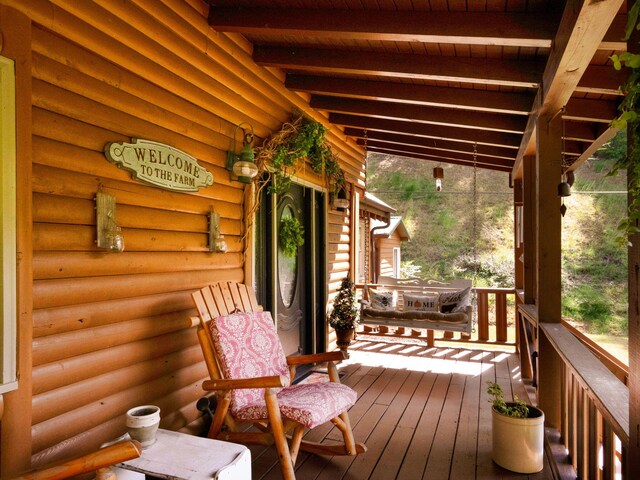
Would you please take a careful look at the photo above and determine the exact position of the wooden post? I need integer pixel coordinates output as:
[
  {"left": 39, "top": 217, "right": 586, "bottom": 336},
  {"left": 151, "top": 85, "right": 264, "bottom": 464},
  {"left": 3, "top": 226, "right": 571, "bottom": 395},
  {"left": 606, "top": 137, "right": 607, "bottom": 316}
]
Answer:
[
  {"left": 522, "top": 155, "right": 537, "bottom": 305},
  {"left": 0, "top": 6, "right": 33, "bottom": 477},
  {"left": 514, "top": 179, "right": 524, "bottom": 293},
  {"left": 536, "top": 112, "right": 563, "bottom": 429}
]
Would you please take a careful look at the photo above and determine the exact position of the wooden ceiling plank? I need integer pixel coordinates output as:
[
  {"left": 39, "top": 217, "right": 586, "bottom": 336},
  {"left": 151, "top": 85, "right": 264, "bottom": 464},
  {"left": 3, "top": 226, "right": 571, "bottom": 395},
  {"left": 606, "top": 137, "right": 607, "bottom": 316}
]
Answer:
[
  {"left": 330, "top": 113, "right": 522, "bottom": 148},
  {"left": 511, "top": 0, "right": 624, "bottom": 178},
  {"left": 311, "top": 95, "right": 527, "bottom": 133},
  {"left": 367, "top": 145, "right": 513, "bottom": 172},
  {"left": 286, "top": 75, "right": 534, "bottom": 114},
  {"left": 564, "top": 97, "right": 619, "bottom": 123},
  {"left": 254, "top": 46, "right": 543, "bottom": 88},
  {"left": 359, "top": 138, "right": 515, "bottom": 167},
  {"left": 575, "top": 65, "right": 626, "bottom": 96},
  {"left": 345, "top": 128, "right": 517, "bottom": 160},
  {"left": 209, "top": 7, "right": 558, "bottom": 47}
]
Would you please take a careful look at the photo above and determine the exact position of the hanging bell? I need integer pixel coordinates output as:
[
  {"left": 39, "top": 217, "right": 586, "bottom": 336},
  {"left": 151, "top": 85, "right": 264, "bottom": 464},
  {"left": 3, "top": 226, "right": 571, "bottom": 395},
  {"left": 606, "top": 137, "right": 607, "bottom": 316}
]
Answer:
[{"left": 558, "top": 181, "right": 571, "bottom": 197}]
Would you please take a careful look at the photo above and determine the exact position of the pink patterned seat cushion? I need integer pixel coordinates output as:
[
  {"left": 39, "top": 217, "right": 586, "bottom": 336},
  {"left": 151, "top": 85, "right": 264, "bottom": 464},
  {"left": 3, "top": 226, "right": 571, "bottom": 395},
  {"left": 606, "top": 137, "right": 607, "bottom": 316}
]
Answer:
[{"left": 209, "top": 311, "right": 357, "bottom": 428}]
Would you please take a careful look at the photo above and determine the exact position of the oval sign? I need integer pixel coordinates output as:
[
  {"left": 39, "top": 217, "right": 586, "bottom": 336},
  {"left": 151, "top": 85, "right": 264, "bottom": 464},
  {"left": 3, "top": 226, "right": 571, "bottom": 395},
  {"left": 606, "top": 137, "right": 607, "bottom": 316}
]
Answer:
[{"left": 105, "top": 138, "right": 213, "bottom": 192}]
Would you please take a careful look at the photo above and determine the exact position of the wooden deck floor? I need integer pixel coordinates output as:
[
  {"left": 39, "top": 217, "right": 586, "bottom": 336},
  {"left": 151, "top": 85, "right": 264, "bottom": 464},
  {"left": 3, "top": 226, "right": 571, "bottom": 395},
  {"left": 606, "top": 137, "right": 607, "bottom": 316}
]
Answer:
[{"left": 251, "top": 336, "right": 556, "bottom": 480}]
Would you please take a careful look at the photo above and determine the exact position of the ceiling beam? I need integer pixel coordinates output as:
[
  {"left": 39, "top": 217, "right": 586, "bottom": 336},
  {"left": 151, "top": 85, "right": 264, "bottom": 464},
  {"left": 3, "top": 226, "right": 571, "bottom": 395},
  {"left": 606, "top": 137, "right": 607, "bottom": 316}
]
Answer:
[
  {"left": 359, "top": 139, "right": 515, "bottom": 168},
  {"left": 330, "top": 113, "right": 521, "bottom": 148},
  {"left": 367, "top": 146, "right": 513, "bottom": 172},
  {"left": 254, "top": 46, "right": 543, "bottom": 88},
  {"left": 286, "top": 75, "right": 534, "bottom": 115},
  {"left": 311, "top": 96, "right": 527, "bottom": 133},
  {"left": 209, "top": 7, "right": 560, "bottom": 48},
  {"left": 511, "top": 0, "right": 625, "bottom": 178},
  {"left": 345, "top": 128, "right": 517, "bottom": 160},
  {"left": 575, "top": 65, "right": 626, "bottom": 96}
]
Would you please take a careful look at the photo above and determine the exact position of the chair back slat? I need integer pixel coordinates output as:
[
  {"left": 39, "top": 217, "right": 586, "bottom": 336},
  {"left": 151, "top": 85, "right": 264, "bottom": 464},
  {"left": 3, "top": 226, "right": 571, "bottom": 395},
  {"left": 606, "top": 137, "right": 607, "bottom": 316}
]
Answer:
[
  {"left": 193, "top": 289, "right": 212, "bottom": 326},
  {"left": 217, "top": 283, "right": 237, "bottom": 314}
]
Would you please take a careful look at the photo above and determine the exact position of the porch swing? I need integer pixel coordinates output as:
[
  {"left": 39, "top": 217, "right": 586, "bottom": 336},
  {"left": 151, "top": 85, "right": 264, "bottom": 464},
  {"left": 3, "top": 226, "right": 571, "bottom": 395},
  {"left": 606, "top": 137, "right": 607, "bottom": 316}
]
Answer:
[{"left": 359, "top": 145, "right": 480, "bottom": 340}]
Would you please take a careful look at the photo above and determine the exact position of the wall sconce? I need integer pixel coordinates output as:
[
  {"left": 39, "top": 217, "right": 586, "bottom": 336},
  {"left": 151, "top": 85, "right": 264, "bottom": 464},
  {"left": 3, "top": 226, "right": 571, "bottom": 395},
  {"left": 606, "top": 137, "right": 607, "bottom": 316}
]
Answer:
[
  {"left": 433, "top": 165, "right": 444, "bottom": 192},
  {"left": 226, "top": 123, "right": 259, "bottom": 184},
  {"left": 208, "top": 208, "right": 227, "bottom": 253},
  {"left": 96, "top": 192, "right": 124, "bottom": 252}
]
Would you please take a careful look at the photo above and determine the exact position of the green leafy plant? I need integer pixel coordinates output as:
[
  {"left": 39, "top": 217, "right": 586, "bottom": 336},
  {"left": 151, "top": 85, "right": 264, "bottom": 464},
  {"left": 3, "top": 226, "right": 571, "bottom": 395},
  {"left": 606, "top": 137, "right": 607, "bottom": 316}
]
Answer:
[
  {"left": 328, "top": 277, "right": 360, "bottom": 330},
  {"left": 486, "top": 382, "right": 529, "bottom": 418},
  {"left": 255, "top": 114, "right": 346, "bottom": 197},
  {"left": 609, "top": 0, "right": 640, "bottom": 245},
  {"left": 279, "top": 216, "right": 304, "bottom": 257}
]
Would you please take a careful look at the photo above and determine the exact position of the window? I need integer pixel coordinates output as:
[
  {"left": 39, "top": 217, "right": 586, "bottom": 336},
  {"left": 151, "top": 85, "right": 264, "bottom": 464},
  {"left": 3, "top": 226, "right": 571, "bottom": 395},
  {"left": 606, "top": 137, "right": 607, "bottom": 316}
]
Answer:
[
  {"left": 393, "top": 247, "right": 401, "bottom": 278},
  {"left": 0, "top": 55, "right": 17, "bottom": 393}
]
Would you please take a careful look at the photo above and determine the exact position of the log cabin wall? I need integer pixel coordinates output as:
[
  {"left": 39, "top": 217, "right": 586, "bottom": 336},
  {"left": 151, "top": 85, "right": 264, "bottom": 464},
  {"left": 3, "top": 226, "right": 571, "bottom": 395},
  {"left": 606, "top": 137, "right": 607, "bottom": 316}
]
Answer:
[{"left": 0, "top": 0, "right": 364, "bottom": 474}]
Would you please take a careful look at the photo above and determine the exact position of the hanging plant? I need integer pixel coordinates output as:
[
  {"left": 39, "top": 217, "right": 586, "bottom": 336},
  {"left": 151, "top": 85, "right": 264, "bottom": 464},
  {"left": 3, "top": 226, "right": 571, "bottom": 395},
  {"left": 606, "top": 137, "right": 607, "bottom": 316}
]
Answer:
[
  {"left": 279, "top": 216, "right": 305, "bottom": 257},
  {"left": 254, "top": 113, "right": 346, "bottom": 197},
  {"left": 609, "top": 0, "right": 640, "bottom": 246}
]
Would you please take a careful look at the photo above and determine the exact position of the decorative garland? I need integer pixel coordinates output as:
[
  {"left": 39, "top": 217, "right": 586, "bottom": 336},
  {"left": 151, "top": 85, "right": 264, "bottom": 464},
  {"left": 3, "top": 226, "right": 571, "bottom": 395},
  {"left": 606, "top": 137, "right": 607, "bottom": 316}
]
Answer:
[
  {"left": 254, "top": 113, "right": 346, "bottom": 197},
  {"left": 610, "top": 0, "right": 640, "bottom": 245},
  {"left": 279, "top": 216, "right": 305, "bottom": 257}
]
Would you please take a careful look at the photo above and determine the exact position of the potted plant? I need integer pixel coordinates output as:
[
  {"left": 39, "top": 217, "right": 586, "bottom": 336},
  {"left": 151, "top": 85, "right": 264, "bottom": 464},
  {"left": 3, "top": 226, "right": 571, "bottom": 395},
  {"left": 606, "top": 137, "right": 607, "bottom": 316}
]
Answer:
[
  {"left": 486, "top": 382, "right": 545, "bottom": 473},
  {"left": 328, "top": 277, "right": 359, "bottom": 355}
]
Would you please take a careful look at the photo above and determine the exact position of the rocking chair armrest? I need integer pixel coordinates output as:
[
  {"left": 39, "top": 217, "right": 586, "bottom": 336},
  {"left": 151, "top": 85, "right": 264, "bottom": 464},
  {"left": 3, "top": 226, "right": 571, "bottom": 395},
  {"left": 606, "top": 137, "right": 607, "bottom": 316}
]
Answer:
[
  {"left": 286, "top": 351, "right": 347, "bottom": 366},
  {"left": 203, "top": 375, "right": 290, "bottom": 391}
]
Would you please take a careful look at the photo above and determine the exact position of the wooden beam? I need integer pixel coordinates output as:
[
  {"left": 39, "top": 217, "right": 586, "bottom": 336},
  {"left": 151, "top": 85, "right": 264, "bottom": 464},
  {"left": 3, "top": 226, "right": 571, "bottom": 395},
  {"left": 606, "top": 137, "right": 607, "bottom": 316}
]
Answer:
[
  {"left": 568, "top": 126, "right": 620, "bottom": 172},
  {"left": 311, "top": 96, "right": 527, "bottom": 134},
  {"left": 522, "top": 155, "right": 537, "bottom": 305},
  {"left": 511, "top": 0, "right": 625, "bottom": 179},
  {"left": 254, "top": 46, "right": 543, "bottom": 88},
  {"left": 366, "top": 146, "right": 512, "bottom": 172},
  {"left": 287, "top": 75, "right": 534, "bottom": 115},
  {"left": 210, "top": 7, "right": 560, "bottom": 48},
  {"left": 536, "top": 111, "right": 563, "bottom": 430},
  {"left": 361, "top": 139, "right": 514, "bottom": 168},
  {"left": 346, "top": 128, "right": 516, "bottom": 160},
  {"left": 329, "top": 113, "right": 522, "bottom": 149}
]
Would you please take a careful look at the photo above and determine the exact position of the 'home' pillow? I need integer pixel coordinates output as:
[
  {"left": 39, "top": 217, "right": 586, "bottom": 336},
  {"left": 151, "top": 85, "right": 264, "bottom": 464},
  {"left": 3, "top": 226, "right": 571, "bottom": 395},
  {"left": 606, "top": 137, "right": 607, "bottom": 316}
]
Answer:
[
  {"left": 404, "top": 293, "right": 439, "bottom": 312},
  {"left": 369, "top": 290, "right": 397, "bottom": 310},
  {"left": 439, "top": 287, "right": 471, "bottom": 313}
]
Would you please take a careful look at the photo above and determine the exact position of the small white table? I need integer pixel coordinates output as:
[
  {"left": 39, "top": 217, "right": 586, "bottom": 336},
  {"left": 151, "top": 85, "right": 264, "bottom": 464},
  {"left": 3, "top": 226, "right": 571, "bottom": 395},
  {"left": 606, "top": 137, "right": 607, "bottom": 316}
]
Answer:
[{"left": 115, "top": 429, "right": 251, "bottom": 480}]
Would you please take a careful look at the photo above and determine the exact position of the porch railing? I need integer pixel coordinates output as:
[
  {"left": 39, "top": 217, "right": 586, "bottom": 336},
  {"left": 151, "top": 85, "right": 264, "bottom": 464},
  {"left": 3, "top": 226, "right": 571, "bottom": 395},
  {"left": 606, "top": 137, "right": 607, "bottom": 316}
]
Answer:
[{"left": 355, "top": 284, "right": 517, "bottom": 347}]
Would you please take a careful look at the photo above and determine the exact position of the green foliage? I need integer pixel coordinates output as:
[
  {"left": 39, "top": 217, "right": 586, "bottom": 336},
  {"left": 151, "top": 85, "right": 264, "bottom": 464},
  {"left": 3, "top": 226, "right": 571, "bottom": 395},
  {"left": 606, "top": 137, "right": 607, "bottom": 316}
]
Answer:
[
  {"left": 267, "top": 116, "right": 345, "bottom": 196},
  {"left": 608, "top": 1, "right": 640, "bottom": 245},
  {"left": 279, "top": 217, "right": 304, "bottom": 257},
  {"left": 486, "top": 382, "right": 529, "bottom": 418},
  {"left": 328, "top": 277, "right": 359, "bottom": 330}
]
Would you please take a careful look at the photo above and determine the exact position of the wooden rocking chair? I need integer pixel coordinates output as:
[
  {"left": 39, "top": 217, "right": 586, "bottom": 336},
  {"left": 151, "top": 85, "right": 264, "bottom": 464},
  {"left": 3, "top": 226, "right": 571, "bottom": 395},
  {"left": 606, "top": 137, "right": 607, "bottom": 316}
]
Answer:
[{"left": 191, "top": 282, "right": 366, "bottom": 480}]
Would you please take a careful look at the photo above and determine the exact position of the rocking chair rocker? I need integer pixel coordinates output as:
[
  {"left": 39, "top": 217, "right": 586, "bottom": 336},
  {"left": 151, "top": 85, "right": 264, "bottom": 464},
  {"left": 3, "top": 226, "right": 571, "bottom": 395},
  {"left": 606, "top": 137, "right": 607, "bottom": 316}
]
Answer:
[{"left": 191, "top": 282, "right": 366, "bottom": 480}]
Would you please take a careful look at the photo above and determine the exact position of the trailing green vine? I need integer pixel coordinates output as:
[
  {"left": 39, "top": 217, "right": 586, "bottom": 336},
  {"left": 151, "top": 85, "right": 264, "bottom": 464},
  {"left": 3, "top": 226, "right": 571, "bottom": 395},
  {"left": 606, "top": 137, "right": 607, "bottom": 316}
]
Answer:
[
  {"left": 279, "top": 216, "right": 305, "bottom": 257},
  {"left": 254, "top": 113, "right": 346, "bottom": 197},
  {"left": 609, "top": 0, "right": 640, "bottom": 245}
]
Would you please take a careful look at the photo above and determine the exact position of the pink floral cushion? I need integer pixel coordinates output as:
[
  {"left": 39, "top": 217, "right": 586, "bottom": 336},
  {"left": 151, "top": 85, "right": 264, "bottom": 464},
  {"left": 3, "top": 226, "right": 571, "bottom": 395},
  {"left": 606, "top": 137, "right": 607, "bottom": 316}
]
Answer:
[
  {"left": 209, "top": 311, "right": 357, "bottom": 428},
  {"left": 209, "top": 311, "right": 289, "bottom": 415},
  {"left": 235, "top": 382, "right": 357, "bottom": 428}
]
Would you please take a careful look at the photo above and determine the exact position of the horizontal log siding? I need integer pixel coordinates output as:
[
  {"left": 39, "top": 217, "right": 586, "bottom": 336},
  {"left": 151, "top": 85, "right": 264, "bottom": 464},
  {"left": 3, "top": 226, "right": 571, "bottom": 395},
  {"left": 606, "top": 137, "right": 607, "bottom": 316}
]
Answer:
[
  {"left": 5, "top": 0, "right": 364, "bottom": 467},
  {"left": 379, "top": 235, "right": 402, "bottom": 277}
]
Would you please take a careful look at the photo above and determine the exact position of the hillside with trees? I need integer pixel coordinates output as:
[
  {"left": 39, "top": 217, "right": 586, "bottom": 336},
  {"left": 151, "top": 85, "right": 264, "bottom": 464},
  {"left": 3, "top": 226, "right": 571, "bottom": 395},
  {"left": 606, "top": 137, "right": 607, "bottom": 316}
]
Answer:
[{"left": 366, "top": 134, "right": 628, "bottom": 360}]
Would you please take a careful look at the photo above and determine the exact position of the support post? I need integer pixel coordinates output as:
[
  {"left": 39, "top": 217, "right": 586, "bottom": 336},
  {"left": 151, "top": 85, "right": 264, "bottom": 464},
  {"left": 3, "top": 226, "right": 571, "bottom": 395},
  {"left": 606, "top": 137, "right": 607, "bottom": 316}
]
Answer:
[
  {"left": 523, "top": 155, "right": 537, "bottom": 304},
  {"left": 536, "top": 112, "right": 563, "bottom": 429}
]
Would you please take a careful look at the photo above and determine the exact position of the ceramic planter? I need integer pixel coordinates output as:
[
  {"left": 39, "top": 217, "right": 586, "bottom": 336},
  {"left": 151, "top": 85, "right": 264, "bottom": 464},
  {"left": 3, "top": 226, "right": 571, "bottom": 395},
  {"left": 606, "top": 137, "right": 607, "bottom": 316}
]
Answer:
[
  {"left": 126, "top": 405, "right": 161, "bottom": 448},
  {"left": 491, "top": 404, "right": 544, "bottom": 473}
]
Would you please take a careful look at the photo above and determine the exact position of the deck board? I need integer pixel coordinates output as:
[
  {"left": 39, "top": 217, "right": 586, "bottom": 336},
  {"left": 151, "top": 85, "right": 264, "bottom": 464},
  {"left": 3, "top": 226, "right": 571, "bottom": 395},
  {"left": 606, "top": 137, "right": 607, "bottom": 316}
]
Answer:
[{"left": 250, "top": 337, "right": 556, "bottom": 480}]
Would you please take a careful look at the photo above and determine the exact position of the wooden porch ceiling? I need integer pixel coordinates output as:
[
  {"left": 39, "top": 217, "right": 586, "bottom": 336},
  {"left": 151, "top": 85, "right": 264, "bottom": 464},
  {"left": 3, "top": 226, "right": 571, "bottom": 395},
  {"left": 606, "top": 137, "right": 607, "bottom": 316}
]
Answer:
[{"left": 207, "top": 0, "right": 627, "bottom": 180}]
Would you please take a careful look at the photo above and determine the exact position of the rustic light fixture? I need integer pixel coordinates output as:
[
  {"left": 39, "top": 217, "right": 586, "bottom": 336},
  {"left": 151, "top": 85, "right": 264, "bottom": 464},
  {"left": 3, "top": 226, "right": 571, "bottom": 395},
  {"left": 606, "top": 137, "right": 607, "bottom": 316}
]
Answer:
[
  {"left": 96, "top": 191, "right": 124, "bottom": 252},
  {"left": 208, "top": 208, "right": 227, "bottom": 253},
  {"left": 226, "top": 123, "right": 259, "bottom": 183},
  {"left": 433, "top": 165, "right": 444, "bottom": 191}
]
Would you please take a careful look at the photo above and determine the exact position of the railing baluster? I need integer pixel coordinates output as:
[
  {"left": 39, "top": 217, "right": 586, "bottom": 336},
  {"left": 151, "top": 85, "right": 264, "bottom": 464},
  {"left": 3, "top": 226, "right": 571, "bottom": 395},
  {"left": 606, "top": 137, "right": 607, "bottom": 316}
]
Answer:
[
  {"left": 477, "top": 290, "right": 489, "bottom": 341},
  {"left": 602, "top": 421, "right": 614, "bottom": 480},
  {"left": 495, "top": 291, "right": 507, "bottom": 342}
]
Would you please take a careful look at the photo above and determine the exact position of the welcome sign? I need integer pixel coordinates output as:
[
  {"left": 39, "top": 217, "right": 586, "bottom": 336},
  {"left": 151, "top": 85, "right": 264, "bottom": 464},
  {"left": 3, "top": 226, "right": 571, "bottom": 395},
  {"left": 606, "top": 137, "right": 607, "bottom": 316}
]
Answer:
[{"left": 105, "top": 139, "right": 213, "bottom": 192}]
